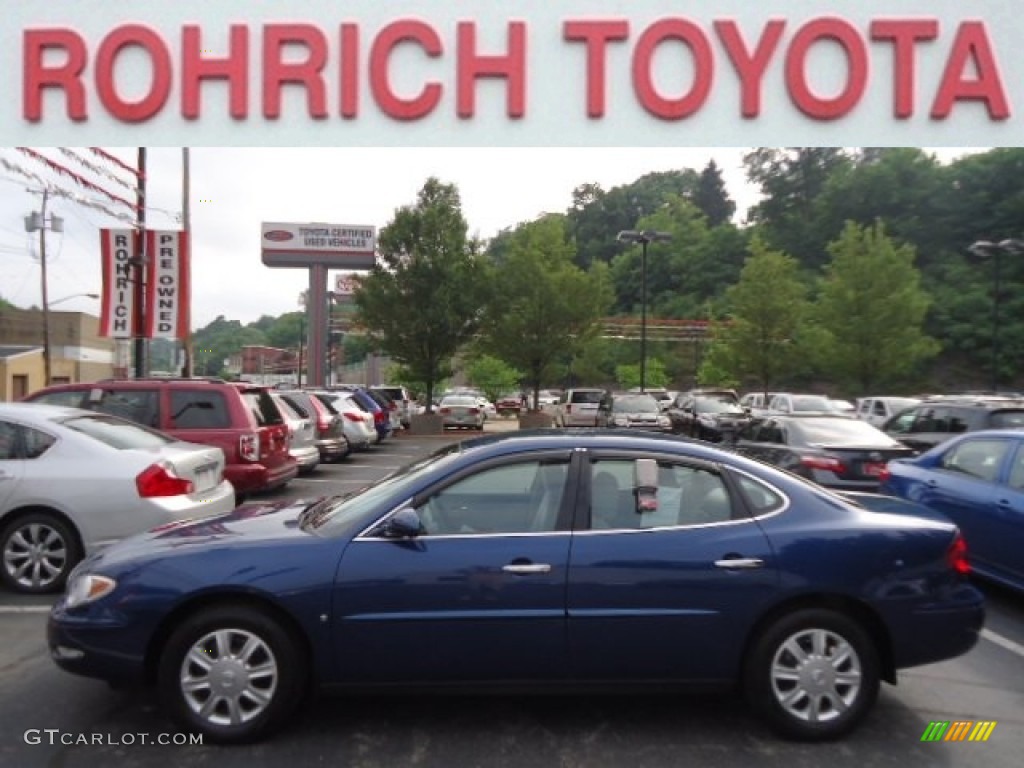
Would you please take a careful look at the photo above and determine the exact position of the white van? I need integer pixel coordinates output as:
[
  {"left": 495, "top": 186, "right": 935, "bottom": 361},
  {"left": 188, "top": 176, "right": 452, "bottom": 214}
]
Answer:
[{"left": 855, "top": 396, "right": 922, "bottom": 427}]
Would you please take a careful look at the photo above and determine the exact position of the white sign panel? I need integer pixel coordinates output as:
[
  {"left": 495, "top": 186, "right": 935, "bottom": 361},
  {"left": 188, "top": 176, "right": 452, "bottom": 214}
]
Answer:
[
  {"left": 2, "top": 1, "right": 1021, "bottom": 146},
  {"left": 145, "top": 230, "right": 190, "bottom": 340},
  {"left": 262, "top": 222, "right": 377, "bottom": 268},
  {"left": 98, "top": 228, "right": 137, "bottom": 339}
]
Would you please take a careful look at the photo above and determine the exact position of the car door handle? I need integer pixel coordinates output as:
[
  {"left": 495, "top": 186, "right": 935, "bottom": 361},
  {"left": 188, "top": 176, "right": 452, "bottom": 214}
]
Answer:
[
  {"left": 714, "top": 558, "right": 764, "bottom": 570},
  {"left": 502, "top": 563, "right": 552, "bottom": 575}
]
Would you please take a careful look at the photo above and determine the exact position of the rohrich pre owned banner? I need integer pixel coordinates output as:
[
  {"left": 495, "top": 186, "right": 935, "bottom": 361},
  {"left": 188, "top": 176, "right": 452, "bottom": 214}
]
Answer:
[
  {"left": 3, "top": 0, "right": 1022, "bottom": 147},
  {"left": 98, "top": 228, "right": 190, "bottom": 341}
]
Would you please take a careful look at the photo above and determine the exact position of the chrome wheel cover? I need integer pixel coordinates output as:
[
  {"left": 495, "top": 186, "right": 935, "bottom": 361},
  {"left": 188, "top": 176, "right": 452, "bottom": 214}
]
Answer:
[
  {"left": 180, "top": 628, "right": 279, "bottom": 727},
  {"left": 770, "top": 627, "right": 862, "bottom": 723},
  {"left": 3, "top": 522, "right": 68, "bottom": 589}
]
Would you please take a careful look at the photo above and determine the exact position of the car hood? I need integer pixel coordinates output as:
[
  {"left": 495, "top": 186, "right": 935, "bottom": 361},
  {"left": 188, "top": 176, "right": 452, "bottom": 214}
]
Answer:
[{"left": 83, "top": 497, "right": 325, "bottom": 568}]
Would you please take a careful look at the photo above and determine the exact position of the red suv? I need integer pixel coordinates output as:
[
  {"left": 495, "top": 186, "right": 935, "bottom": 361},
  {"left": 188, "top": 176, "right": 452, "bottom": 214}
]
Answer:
[{"left": 23, "top": 378, "right": 297, "bottom": 499}]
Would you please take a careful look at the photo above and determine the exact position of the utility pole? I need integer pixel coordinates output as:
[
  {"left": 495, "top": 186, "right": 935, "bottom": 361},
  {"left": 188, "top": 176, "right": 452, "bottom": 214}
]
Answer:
[
  {"left": 24, "top": 187, "right": 64, "bottom": 385},
  {"left": 133, "top": 148, "right": 148, "bottom": 378},
  {"left": 182, "top": 147, "right": 193, "bottom": 376}
]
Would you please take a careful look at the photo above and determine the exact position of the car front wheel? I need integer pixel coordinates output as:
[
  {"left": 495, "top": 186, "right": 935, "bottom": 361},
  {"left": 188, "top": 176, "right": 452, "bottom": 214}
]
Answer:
[
  {"left": 743, "top": 609, "right": 879, "bottom": 741},
  {"left": 159, "top": 605, "right": 307, "bottom": 744}
]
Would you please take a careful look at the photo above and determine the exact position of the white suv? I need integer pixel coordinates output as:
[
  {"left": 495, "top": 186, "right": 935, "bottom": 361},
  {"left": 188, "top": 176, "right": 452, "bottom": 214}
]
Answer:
[{"left": 555, "top": 388, "right": 606, "bottom": 427}]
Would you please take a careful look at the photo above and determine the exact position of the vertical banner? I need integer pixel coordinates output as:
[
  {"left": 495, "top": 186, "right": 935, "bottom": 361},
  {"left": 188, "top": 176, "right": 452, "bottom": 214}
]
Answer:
[
  {"left": 98, "top": 228, "right": 138, "bottom": 338},
  {"left": 145, "top": 230, "right": 191, "bottom": 339}
]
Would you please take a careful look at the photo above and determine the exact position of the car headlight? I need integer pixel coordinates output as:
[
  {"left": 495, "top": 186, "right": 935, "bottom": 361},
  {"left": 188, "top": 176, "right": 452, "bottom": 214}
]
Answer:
[
  {"left": 613, "top": 416, "right": 629, "bottom": 426},
  {"left": 65, "top": 573, "right": 117, "bottom": 609}
]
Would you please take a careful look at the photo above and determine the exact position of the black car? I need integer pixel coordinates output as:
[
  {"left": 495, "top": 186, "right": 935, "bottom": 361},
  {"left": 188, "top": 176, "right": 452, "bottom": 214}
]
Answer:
[
  {"left": 882, "top": 396, "right": 1024, "bottom": 453},
  {"left": 730, "top": 413, "right": 914, "bottom": 491},
  {"left": 668, "top": 390, "right": 750, "bottom": 442}
]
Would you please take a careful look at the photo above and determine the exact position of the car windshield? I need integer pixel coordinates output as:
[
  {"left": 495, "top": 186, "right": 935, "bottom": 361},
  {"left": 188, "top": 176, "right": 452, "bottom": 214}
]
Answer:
[
  {"left": 613, "top": 395, "right": 659, "bottom": 412},
  {"left": 303, "top": 443, "right": 463, "bottom": 533},
  {"left": 59, "top": 414, "right": 175, "bottom": 449},
  {"left": 991, "top": 410, "right": 1024, "bottom": 428},
  {"left": 696, "top": 396, "right": 743, "bottom": 414},
  {"left": 791, "top": 418, "right": 902, "bottom": 447}
]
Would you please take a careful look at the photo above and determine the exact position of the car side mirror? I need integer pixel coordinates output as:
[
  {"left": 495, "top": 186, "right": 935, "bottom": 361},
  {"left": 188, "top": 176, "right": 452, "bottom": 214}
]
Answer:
[{"left": 381, "top": 506, "right": 423, "bottom": 539}]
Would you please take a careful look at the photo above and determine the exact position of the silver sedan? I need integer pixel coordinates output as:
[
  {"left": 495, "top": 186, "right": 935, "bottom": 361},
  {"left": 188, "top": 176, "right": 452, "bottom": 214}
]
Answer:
[
  {"left": 0, "top": 403, "right": 234, "bottom": 594},
  {"left": 438, "top": 395, "right": 485, "bottom": 430}
]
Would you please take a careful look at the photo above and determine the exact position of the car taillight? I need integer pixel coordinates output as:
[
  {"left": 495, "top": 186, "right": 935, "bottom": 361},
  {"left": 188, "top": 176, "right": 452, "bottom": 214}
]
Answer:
[
  {"left": 136, "top": 462, "right": 194, "bottom": 498},
  {"left": 800, "top": 455, "right": 847, "bottom": 474},
  {"left": 440, "top": 408, "right": 451, "bottom": 414},
  {"left": 374, "top": 411, "right": 385, "bottom": 424},
  {"left": 468, "top": 408, "right": 480, "bottom": 415},
  {"left": 947, "top": 533, "right": 970, "bottom": 575},
  {"left": 343, "top": 412, "right": 364, "bottom": 423},
  {"left": 877, "top": 465, "right": 892, "bottom": 484},
  {"left": 240, "top": 433, "right": 259, "bottom": 461}
]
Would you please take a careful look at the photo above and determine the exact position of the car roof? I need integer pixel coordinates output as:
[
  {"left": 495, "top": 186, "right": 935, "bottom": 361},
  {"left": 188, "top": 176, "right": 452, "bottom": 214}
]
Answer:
[{"left": 0, "top": 402, "right": 92, "bottom": 420}]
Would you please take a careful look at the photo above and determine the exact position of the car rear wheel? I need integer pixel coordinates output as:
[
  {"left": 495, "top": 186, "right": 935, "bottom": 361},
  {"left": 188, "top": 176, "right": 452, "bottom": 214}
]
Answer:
[
  {"left": 158, "top": 605, "right": 307, "bottom": 744},
  {"left": 743, "top": 609, "right": 879, "bottom": 741},
  {"left": 0, "top": 512, "right": 81, "bottom": 594}
]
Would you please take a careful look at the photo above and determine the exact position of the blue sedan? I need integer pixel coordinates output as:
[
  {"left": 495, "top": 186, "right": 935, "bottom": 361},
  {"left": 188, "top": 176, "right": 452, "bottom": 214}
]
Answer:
[
  {"left": 48, "top": 430, "right": 983, "bottom": 744},
  {"left": 880, "top": 428, "right": 1024, "bottom": 593}
]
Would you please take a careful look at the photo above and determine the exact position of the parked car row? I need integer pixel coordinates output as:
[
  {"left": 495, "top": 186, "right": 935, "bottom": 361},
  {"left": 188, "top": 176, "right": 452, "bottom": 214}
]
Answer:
[{"left": 0, "top": 378, "right": 420, "bottom": 594}]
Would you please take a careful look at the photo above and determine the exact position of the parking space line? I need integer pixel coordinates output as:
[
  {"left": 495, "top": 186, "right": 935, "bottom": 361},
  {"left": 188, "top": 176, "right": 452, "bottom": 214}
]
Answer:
[
  {"left": 0, "top": 605, "right": 51, "bottom": 614},
  {"left": 981, "top": 628, "right": 1024, "bottom": 659}
]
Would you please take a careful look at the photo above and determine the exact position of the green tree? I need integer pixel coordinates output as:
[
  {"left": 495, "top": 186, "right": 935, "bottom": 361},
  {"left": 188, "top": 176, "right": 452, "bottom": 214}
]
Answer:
[
  {"left": 815, "top": 221, "right": 940, "bottom": 392},
  {"left": 354, "top": 178, "right": 488, "bottom": 411},
  {"left": 465, "top": 355, "right": 523, "bottom": 403},
  {"left": 615, "top": 359, "right": 668, "bottom": 390},
  {"left": 705, "top": 237, "right": 815, "bottom": 390},
  {"left": 479, "top": 214, "right": 613, "bottom": 410},
  {"left": 693, "top": 159, "right": 736, "bottom": 226}
]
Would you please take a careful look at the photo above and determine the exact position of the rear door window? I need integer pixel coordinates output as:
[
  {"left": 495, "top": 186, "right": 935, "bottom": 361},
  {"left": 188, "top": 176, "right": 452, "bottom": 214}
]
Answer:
[
  {"left": 170, "top": 389, "right": 230, "bottom": 429},
  {"left": 990, "top": 410, "right": 1024, "bottom": 429},
  {"left": 94, "top": 389, "right": 160, "bottom": 428},
  {"left": 242, "top": 390, "right": 284, "bottom": 426},
  {"left": 27, "top": 390, "right": 87, "bottom": 408}
]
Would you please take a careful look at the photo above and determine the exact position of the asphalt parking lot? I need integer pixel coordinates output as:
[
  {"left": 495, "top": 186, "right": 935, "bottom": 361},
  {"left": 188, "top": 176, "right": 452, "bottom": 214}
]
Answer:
[{"left": 2, "top": 417, "right": 1023, "bottom": 767}]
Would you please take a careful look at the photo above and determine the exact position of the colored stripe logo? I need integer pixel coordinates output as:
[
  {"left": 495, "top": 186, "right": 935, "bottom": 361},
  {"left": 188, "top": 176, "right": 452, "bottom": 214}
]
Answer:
[{"left": 921, "top": 721, "right": 996, "bottom": 742}]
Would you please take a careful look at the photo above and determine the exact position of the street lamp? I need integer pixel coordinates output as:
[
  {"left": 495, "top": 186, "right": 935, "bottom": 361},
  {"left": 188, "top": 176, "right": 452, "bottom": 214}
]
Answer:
[
  {"left": 968, "top": 238, "right": 1024, "bottom": 392},
  {"left": 617, "top": 229, "right": 672, "bottom": 391},
  {"left": 24, "top": 189, "right": 64, "bottom": 385},
  {"left": 49, "top": 292, "right": 99, "bottom": 307}
]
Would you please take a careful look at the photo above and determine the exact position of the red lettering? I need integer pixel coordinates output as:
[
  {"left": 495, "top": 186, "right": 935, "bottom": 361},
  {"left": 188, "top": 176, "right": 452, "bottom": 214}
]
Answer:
[
  {"left": 871, "top": 20, "right": 938, "bottom": 119},
  {"left": 263, "top": 24, "right": 328, "bottom": 119},
  {"left": 369, "top": 21, "right": 442, "bottom": 121},
  {"left": 23, "top": 28, "right": 88, "bottom": 121},
  {"left": 931, "top": 21, "right": 1009, "bottom": 119},
  {"left": 456, "top": 22, "right": 526, "bottom": 118},
  {"left": 95, "top": 25, "right": 172, "bottom": 122},
  {"left": 182, "top": 24, "right": 249, "bottom": 120},
  {"left": 340, "top": 23, "right": 359, "bottom": 118},
  {"left": 633, "top": 19, "right": 713, "bottom": 120},
  {"left": 786, "top": 18, "right": 867, "bottom": 120},
  {"left": 563, "top": 20, "right": 629, "bottom": 118},
  {"left": 715, "top": 20, "right": 786, "bottom": 118}
]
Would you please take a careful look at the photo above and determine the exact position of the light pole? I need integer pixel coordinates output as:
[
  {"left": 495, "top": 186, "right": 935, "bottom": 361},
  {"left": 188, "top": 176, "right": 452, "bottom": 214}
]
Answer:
[
  {"left": 617, "top": 229, "right": 672, "bottom": 391},
  {"left": 968, "top": 238, "right": 1024, "bottom": 392},
  {"left": 24, "top": 189, "right": 64, "bottom": 385}
]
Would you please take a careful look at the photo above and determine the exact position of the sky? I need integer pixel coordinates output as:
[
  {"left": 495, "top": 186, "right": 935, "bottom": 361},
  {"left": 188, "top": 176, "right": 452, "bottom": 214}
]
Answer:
[{"left": 0, "top": 146, "right": 971, "bottom": 329}]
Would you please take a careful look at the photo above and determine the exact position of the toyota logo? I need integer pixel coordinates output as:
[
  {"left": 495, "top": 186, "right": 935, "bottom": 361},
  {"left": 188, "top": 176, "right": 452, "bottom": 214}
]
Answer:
[{"left": 264, "top": 230, "right": 294, "bottom": 242}]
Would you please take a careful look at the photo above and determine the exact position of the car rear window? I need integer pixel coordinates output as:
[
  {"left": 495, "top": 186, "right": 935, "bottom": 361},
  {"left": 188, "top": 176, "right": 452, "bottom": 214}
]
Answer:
[
  {"left": 60, "top": 414, "right": 175, "bottom": 449},
  {"left": 791, "top": 418, "right": 902, "bottom": 447},
  {"left": 25, "top": 390, "right": 87, "bottom": 408},
  {"left": 571, "top": 390, "right": 604, "bottom": 404},
  {"left": 242, "top": 390, "right": 284, "bottom": 426}
]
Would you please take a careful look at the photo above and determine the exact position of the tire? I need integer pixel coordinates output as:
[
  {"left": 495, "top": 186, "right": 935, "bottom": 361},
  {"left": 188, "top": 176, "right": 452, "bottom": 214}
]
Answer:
[
  {"left": 0, "top": 512, "right": 81, "bottom": 594},
  {"left": 743, "top": 609, "right": 879, "bottom": 741},
  {"left": 158, "top": 605, "right": 308, "bottom": 744}
]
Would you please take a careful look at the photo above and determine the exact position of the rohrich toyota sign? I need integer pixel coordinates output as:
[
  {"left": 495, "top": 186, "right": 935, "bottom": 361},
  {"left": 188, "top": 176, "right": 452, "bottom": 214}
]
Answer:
[{"left": 4, "top": 0, "right": 1020, "bottom": 146}]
